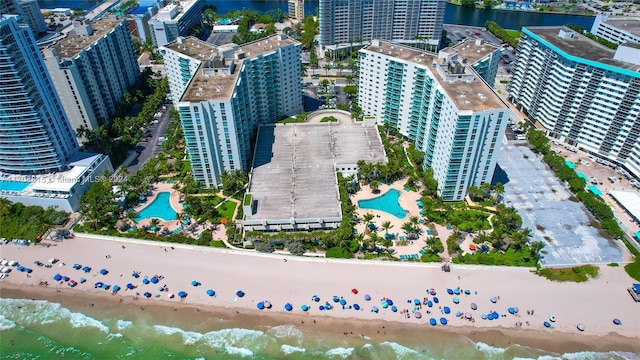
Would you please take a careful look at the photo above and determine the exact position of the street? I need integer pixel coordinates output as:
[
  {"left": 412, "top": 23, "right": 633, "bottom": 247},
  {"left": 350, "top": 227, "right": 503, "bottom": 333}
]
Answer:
[{"left": 126, "top": 102, "right": 173, "bottom": 174}]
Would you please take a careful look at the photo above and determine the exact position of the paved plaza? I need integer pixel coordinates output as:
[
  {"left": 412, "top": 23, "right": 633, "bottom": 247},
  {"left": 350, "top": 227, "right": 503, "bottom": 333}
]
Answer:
[{"left": 495, "top": 143, "right": 626, "bottom": 267}]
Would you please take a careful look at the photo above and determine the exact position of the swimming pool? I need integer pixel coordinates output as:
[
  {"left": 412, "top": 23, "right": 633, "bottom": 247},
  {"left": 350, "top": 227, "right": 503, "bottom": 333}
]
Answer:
[
  {"left": 135, "top": 192, "right": 177, "bottom": 221},
  {"left": 0, "top": 181, "right": 31, "bottom": 192},
  {"left": 358, "top": 189, "right": 407, "bottom": 219}
]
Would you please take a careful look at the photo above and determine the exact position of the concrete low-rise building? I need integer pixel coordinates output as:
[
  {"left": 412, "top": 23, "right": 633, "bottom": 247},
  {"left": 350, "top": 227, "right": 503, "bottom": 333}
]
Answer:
[
  {"left": 358, "top": 39, "right": 509, "bottom": 201},
  {"left": 509, "top": 27, "right": 640, "bottom": 181},
  {"left": 590, "top": 14, "right": 640, "bottom": 45}
]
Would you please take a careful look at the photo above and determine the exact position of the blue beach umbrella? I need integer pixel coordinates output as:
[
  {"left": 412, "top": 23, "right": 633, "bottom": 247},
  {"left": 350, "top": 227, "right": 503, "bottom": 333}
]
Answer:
[
  {"left": 440, "top": 317, "right": 448, "bottom": 325},
  {"left": 178, "top": 291, "right": 187, "bottom": 298},
  {"left": 464, "top": 289, "right": 471, "bottom": 295},
  {"left": 455, "top": 310, "right": 463, "bottom": 317},
  {"left": 284, "top": 303, "right": 293, "bottom": 311},
  {"left": 339, "top": 298, "right": 346, "bottom": 306},
  {"left": 364, "top": 294, "right": 371, "bottom": 301},
  {"left": 414, "top": 298, "right": 421, "bottom": 305},
  {"left": 391, "top": 305, "right": 398, "bottom": 312},
  {"left": 257, "top": 302, "right": 265, "bottom": 310},
  {"left": 143, "top": 292, "right": 152, "bottom": 298},
  {"left": 371, "top": 306, "right": 379, "bottom": 313},
  {"left": 333, "top": 296, "right": 340, "bottom": 303},
  {"left": 508, "top": 307, "right": 516, "bottom": 315},
  {"left": 79, "top": 278, "right": 86, "bottom": 283},
  {"left": 443, "top": 306, "right": 450, "bottom": 314},
  {"left": 127, "top": 283, "right": 135, "bottom": 289},
  {"left": 453, "top": 297, "right": 459, "bottom": 304},
  {"left": 236, "top": 290, "right": 245, "bottom": 297},
  {"left": 131, "top": 272, "right": 139, "bottom": 278},
  {"left": 544, "top": 321, "right": 552, "bottom": 328},
  {"left": 113, "top": 285, "right": 121, "bottom": 292},
  {"left": 481, "top": 314, "right": 488, "bottom": 320},
  {"left": 99, "top": 269, "right": 108, "bottom": 275},
  {"left": 206, "top": 289, "right": 215, "bottom": 297},
  {"left": 429, "top": 318, "right": 437, "bottom": 326},
  {"left": 613, "top": 318, "right": 622, "bottom": 325},
  {"left": 386, "top": 299, "right": 393, "bottom": 306},
  {"left": 94, "top": 282, "right": 103, "bottom": 288},
  {"left": 150, "top": 276, "right": 159, "bottom": 284},
  {"left": 25, "top": 268, "right": 32, "bottom": 273},
  {"left": 53, "top": 274, "right": 62, "bottom": 281},
  {"left": 72, "top": 264, "right": 81, "bottom": 270},
  {"left": 454, "top": 288, "right": 460, "bottom": 295},
  {"left": 319, "top": 305, "right": 325, "bottom": 311},
  {"left": 433, "top": 297, "right": 439, "bottom": 304},
  {"left": 63, "top": 276, "right": 70, "bottom": 282},
  {"left": 102, "top": 284, "right": 110, "bottom": 290},
  {"left": 447, "top": 288, "right": 454, "bottom": 295},
  {"left": 312, "top": 295, "right": 320, "bottom": 302},
  {"left": 427, "top": 300, "right": 433, "bottom": 308},
  {"left": 82, "top": 266, "right": 91, "bottom": 273},
  {"left": 191, "top": 280, "right": 199, "bottom": 287},
  {"left": 301, "top": 304, "right": 309, "bottom": 311},
  {"left": 353, "top": 304, "right": 360, "bottom": 310},
  {"left": 381, "top": 301, "right": 388, "bottom": 309},
  {"left": 490, "top": 297, "right": 497, "bottom": 303},
  {"left": 142, "top": 277, "right": 150, "bottom": 285}
]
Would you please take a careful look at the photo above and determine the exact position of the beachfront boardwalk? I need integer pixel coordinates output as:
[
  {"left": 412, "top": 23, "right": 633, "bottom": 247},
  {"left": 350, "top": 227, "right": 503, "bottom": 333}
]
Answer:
[{"left": 1, "top": 234, "right": 639, "bottom": 345}]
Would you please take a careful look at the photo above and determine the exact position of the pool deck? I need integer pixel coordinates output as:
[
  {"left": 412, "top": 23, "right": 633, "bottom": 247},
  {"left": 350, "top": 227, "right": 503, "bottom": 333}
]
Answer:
[{"left": 351, "top": 180, "right": 453, "bottom": 259}]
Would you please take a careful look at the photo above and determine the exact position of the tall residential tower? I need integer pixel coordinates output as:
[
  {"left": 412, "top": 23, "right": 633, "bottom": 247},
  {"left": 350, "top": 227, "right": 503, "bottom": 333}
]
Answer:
[
  {"left": 148, "top": 0, "right": 204, "bottom": 46},
  {"left": 161, "top": 35, "right": 303, "bottom": 187}
]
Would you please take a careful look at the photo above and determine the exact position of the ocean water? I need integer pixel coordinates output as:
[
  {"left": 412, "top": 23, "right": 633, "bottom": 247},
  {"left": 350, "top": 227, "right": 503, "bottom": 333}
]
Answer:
[{"left": 1, "top": 298, "right": 638, "bottom": 359}]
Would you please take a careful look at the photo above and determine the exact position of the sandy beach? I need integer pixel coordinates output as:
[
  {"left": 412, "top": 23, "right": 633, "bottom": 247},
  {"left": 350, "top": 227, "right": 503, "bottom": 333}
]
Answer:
[{"left": 1, "top": 234, "right": 639, "bottom": 354}]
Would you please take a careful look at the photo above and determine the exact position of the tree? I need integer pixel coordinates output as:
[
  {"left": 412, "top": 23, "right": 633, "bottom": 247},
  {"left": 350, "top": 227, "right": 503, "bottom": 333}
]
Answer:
[
  {"left": 493, "top": 182, "right": 504, "bottom": 202},
  {"left": 80, "top": 178, "right": 120, "bottom": 231},
  {"left": 221, "top": 170, "right": 247, "bottom": 195},
  {"left": 126, "top": 210, "right": 137, "bottom": 225},
  {"left": 286, "top": 241, "right": 306, "bottom": 256},
  {"left": 336, "top": 62, "right": 344, "bottom": 76},
  {"left": 382, "top": 238, "right": 394, "bottom": 254},
  {"left": 461, "top": 0, "right": 476, "bottom": 7},
  {"left": 483, "top": 0, "right": 493, "bottom": 8},
  {"left": 529, "top": 241, "right": 545, "bottom": 263},
  {"left": 254, "top": 241, "right": 275, "bottom": 253},
  {"left": 369, "top": 180, "right": 380, "bottom": 193},
  {"left": 363, "top": 212, "right": 374, "bottom": 225},
  {"left": 323, "top": 63, "right": 332, "bottom": 75},
  {"left": 381, "top": 220, "right": 393, "bottom": 234}
]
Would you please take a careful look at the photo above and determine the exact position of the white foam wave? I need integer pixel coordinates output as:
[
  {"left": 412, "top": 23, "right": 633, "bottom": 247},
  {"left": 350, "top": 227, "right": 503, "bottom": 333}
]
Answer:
[
  {"left": 381, "top": 341, "right": 420, "bottom": 357},
  {"left": 324, "top": 347, "right": 355, "bottom": 358},
  {"left": 107, "top": 333, "right": 123, "bottom": 339},
  {"left": 225, "top": 346, "right": 254, "bottom": 357},
  {"left": 153, "top": 325, "right": 203, "bottom": 345},
  {"left": 475, "top": 342, "right": 507, "bottom": 356},
  {"left": 0, "top": 298, "right": 109, "bottom": 333},
  {"left": 281, "top": 344, "right": 306, "bottom": 355},
  {"left": 115, "top": 320, "right": 133, "bottom": 331},
  {"left": 267, "top": 324, "right": 303, "bottom": 340},
  {"left": 0, "top": 315, "right": 16, "bottom": 331},
  {"left": 201, "top": 328, "right": 268, "bottom": 349}
]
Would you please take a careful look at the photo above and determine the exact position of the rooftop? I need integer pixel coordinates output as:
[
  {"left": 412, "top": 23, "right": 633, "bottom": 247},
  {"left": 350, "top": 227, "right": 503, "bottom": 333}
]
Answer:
[
  {"left": 603, "top": 18, "right": 640, "bottom": 35},
  {"left": 525, "top": 26, "right": 640, "bottom": 72},
  {"left": 151, "top": 0, "right": 200, "bottom": 22},
  {"left": 362, "top": 39, "right": 506, "bottom": 111},
  {"left": 167, "top": 35, "right": 299, "bottom": 102},
  {"left": 48, "top": 17, "right": 122, "bottom": 58},
  {"left": 246, "top": 121, "right": 386, "bottom": 224},
  {"left": 609, "top": 190, "right": 640, "bottom": 221}
]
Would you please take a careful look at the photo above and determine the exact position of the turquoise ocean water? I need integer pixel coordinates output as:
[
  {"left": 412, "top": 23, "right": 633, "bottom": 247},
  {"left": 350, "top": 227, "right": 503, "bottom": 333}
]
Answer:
[{"left": 1, "top": 297, "right": 638, "bottom": 359}]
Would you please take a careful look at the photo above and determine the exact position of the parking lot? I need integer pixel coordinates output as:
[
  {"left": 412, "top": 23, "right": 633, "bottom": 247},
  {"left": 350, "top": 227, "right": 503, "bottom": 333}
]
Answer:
[{"left": 495, "top": 142, "right": 629, "bottom": 267}]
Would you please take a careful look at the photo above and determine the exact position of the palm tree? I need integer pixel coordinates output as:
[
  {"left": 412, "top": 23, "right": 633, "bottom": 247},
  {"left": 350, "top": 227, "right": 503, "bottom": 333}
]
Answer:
[
  {"left": 381, "top": 220, "right": 393, "bottom": 234},
  {"left": 493, "top": 182, "right": 505, "bottom": 202},
  {"left": 126, "top": 210, "right": 137, "bottom": 225},
  {"left": 363, "top": 212, "right": 374, "bottom": 226},
  {"left": 382, "top": 238, "right": 394, "bottom": 254},
  {"left": 336, "top": 61, "right": 344, "bottom": 76},
  {"left": 149, "top": 218, "right": 160, "bottom": 233},
  {"left": 369, "top": 180, "right": 379, "bottom": 193},
  {"left": 401, "top": 222, "right": 412, "bottom": 236},
  {"left": 323, "top": 63, "right": 331, "bottom": 75}
]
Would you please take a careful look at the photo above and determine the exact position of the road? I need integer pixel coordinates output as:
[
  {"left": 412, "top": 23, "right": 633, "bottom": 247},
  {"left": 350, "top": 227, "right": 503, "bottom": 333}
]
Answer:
[{"left": 126, "top": 103, "right": 173, "bottom": 174}]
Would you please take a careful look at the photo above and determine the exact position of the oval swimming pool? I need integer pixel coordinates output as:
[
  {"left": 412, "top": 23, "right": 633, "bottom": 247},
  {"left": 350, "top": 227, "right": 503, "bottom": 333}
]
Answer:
[{"left": 358, "top": 189, "right": 407, "bottom": 219}]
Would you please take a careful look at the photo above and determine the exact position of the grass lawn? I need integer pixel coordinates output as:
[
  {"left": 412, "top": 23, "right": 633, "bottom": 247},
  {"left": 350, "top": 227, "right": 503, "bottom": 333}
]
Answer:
[
  {"left": 209, "top": 240, "right": 226, "bottom": 248},
  {"left": 453, "top": 248, "right": 536, "bottom": 267},
  {"left": 215, "top": 200, "right": 236, "bottom": 221},
  {"left": 536, "top": 265, "right": 600, "bottom": 282}
]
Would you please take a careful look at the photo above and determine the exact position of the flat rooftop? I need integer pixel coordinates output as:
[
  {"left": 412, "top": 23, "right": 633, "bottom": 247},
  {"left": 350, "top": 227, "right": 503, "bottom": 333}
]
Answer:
[
  {"left": 152, "top": 0, "right": 199, "bottom": 22},
  {"left": 246, "top": 121, "right": 386, "bottom": 224},
  {"left": 362, "top": 40, "right": 506, "bottom": 111},
  {"left": 168, "top": 35, "right": 299, "bottom": 102},
  {"left": 603, "top": 18, "right": 640, "bottom": 35},
  {"left": 525, "top": 26, "right": 640, "bottom": 72},
  {"left": 48, "top": 17, "right": 122, "bottom": 58}
]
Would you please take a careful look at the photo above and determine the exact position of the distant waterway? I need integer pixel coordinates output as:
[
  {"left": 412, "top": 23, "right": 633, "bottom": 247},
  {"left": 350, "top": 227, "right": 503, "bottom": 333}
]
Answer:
[{"left": 39, "top": 0, "right": 595, "bottom": 30}]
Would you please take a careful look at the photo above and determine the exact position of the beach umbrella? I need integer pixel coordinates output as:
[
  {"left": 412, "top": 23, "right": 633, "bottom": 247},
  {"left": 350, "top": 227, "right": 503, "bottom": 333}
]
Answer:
[
  {"left": 371, "top": 306, "right": 379, "bottom": 313},
  {"left": 454, "top": 288, "right": 460, "bottom": 295},
  {"left": 429, "top": 318, "right": 437, "bottom": 326},
  {"left": 481, "top": 314, "right": 488, "bottom": 320},
  {"left": 72, "top": 264, "right": 81, "bottom": 270},
  {"left": 455, "top": 310, "right": 463, "bottom": 317},
  {"left": 576, "top": 323, "right": 585, "bottom": 332},
  {"left": 191, "top": 280, "right": 199, "bottom": 287},
  {"left": 150, "top": 276, "right": 159, "bottom": 284},
  {"left": 284, "top": 303, "right": 293, "bottom": 311},
  {"left": 48, "top": 258, "right": 56, "bottom": 264},
  {"left": 82, "top": 266, "right": 91, "bottom": 273},
  {"left": 17, "top": 265, "right": 24, "bottom": 272},
  {"left": 465, "top": 313, "right": 473, "bottom": 320},
  {"left": 131, "top": 272, "right": 140, "bottom": 278},
  {"left": 447, "top": 288, "right": 454, "bottom": 295},
  {"left": 508, "top": 307, "right": 516, "bottom": 315},
  {"left": 113, "top": 285, "right": 121, "bottom": 292},
  {"left": 513, "top": 307, "right": 519, "bottom": 314},
  {"left": 414, "top": 298, "right": 420, "bottom": 305},
  {"left": 25, "top": 268, "right": 32, "bottom": 273},
  {"left": 430, "top": 289, "right": 437, "bottom": 296},
  {"left": 453, "top": 297, "right": 459, "bottom": 304},
  {"left": 386, "top": 299, "right": 393, "bottom": 306},
  {"left": 381, "top": 302, "right": 388, "bottom": 309},
  {"left": 63, "top": 276, "right": 70, "bottom": 282},
  {"left": 257, "top": 302, "right": 265, "bottom": 310},
  {"left": 470, "top": 303, "right": 477, "bottom": 310},
  {"left": 178, "top": 291, "right": 187, "bottom": 298},
  {"left": 53, "top": 274, "right": 62, "bottom": 281},
  {"left": 490, "top": 297, "right": 497, "bottom": 303},
  {"left": 333, "top": 296, "right": 340, "bottom": 303},
  {"left": 143, "top": 292, "right": 152, "bottom": 298},
  {"left": 312, "top": 295, "right": 320, "bottom": 302},
  {"left": 440, "top": 317, "right": 448, "bottom": 325},
  {"left": 543, "top": 321, "right": 551, "bottom": 328},
  {"left": 319, "top": 305, "right": 325, "bottom": 310},
  {"left": 613, "top": 318, "right": 622, "bottom": 325},
  {"left": 464, "top": 289, "right": 471, "bottom": 295},
  {"left": 94, "top": 282, "right": 103, "bottom": 288},
  {"left": 79, "top": 278, "right": 86, "bottom": 283},
  {"left": 168, "top": 293, "right": 175, "bottom": 299},
  {"left": 264, "top": 301, "right": 272, "bottom": 309},
  {"left": 353, "top": 304, "right": 360, "bottom": 310},
  {"left": 142, "top": 278, "right": 150, "bottom": 285},
  {"left": 127, "top": 283, "right": 135, "bottom": 289},
  {"left": 100, "top": 269, "right": 108, "bottom": 275},
  {"left": 158, "top": 286, "right": 165, "bottom": 291},
  {"left": 364, "top": 294, "right": 371, "bottom": 301},
  {"left": 414, "top": 311, "right": 422, "bottom": 319},
  {"left": 301, "top": 304, "right": 309, "bottom": 311},
  {"left": 549, "top": 315, "right": 556, "bottom": 322},
  {"left": 443, "top": 306, "right": 450, "bottom": 314},
  {"left": 339, "top": 298, "right": 347, "bottom": 306},
  {"left": 206, "top": 289, "right": 215, "bottom": 297},
  {"left": 102, "top": 284, "right": 110, "bottom": 290},
  {"left": 69, "top": 280, "right": 77, "bottom": 287},
  {"left": 351, "top": 288, "right": 358, "bottom": 294},
  {"left": 391, "top": 305, "right": 398, "bottom": 312},
  {"left": 427, "top": 301, "right": 433, "bottom": 308},
  {"left": 235, "top": 290, "right": 245, "bottom": 297},
  {"left": 433, "top": 297, "right": 439, "bottom": 304}
]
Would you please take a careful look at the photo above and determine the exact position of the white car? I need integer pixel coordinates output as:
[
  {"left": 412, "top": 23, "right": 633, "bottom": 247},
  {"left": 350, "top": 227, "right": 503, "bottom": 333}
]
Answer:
[{"left": 8, "top": 261, "right": 17, "bottom": 266}]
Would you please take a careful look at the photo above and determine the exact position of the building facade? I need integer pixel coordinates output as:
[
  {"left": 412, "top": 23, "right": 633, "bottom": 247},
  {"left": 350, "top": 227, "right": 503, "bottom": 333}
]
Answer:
[
  {"left": 590, "top": 14, "right": 640, "bottom": 45},
  {"left": 161, "top": 35, "right": 303, "bottom": 187},
  {"left": 148, "top": 0, "right": 203, "bottom": 46},
  {"left": 319, "top": 0, "right": 445, "bottom": 48},
  {"left": 126, "top": 0, "right": 163, "bottom": 43},
  {"left": 0, "top": 16, "right": 78, "bottom": 175},
  {"left": 42, "top": 17, "right": 140, "bottom": 133},
  {"left": 0, "top": 0, "right": 47, "bottom": 36},
  {"left": 358, "top": 39, "right": 509, "bottom": 200},
  {"left": 509, "top": 27, "right": 640, "bottom": 180},
  {"left": 288, "top": 0, "right": 304, "bottom": 20}
]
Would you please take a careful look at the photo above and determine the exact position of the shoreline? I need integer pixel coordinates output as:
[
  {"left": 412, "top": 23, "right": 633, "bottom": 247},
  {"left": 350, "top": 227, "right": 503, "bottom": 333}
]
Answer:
[
  {"left": 1, "top": 234, "right": 639, "bottom": 355},
  {"left": 444, "top": 1, "right": 597, "bottom": 18},
  {"left": 2, "top": 284, "right": 638, "bottom": 355}
]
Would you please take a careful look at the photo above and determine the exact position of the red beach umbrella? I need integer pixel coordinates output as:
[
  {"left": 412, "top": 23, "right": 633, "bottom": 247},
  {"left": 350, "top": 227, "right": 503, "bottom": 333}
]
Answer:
[{"left": 351, "top": 288, "right": 358, "bottom": 294}]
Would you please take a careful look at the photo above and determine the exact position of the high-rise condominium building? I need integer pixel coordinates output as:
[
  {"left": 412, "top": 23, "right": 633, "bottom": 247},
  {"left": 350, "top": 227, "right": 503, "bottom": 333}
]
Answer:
[
  {"left": 42, "top": 17, "right": 140, "bottom": 133},
  {"left": 319, "top": 0, "right": 445, "bottom": 48},
  {"left": 509, "top": 27, "right": 640, "bottom": 180},
  {"left": 358, "top": 39, "right": 509, "bottom": 200},
  {"left": 590, "top": 14, "right": 640, "bottom": 45},
  {"left": 0, "top": 16, "right": 78, "bottom": 174},
  {"left": 288, "top": 0, "right": 304, "bottom": 20},
  {"left": 0, "top": 16, "right": 113, "bottom": 211},
  {"left": 125, "top": 0, "right": 163, "bottom": 43},
  {"left": 161, "top": 35, "right": 303, "bottom": 187},
  {"left": 148, "top": 0, "right": 203, "bottom": 46},
  {"left": 0, "top": 0, "right": 47, "bottom": 36}
]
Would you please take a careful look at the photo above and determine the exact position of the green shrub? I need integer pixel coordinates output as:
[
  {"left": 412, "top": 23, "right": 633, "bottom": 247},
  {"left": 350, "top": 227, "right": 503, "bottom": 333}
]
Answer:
[
  {"left": 421, "top": 253, "right": 441, "bottom": 262},
  {"left": 326, "top": 247, "right": 350, "bottom": 258},
  {"left": 536, "top": 265, "right": 600, "bottom": 282}
]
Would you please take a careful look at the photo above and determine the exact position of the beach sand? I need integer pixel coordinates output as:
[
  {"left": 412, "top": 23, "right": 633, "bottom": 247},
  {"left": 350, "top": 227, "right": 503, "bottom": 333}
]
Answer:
[{"left": 1, "top": 234, "right": 639, "bottom": 354}]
